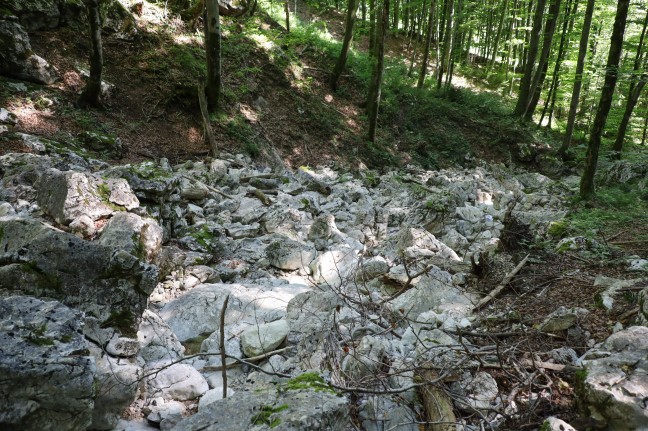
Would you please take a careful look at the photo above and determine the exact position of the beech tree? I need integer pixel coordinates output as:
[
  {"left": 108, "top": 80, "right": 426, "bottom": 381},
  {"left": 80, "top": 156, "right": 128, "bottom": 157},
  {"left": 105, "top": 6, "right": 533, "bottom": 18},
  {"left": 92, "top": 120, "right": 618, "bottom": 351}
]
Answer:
[
  {"left": 558, "top": 0, "right": 595, "bottom": 158},
  {"left": 331, "top": 0, "right": 360, "bottom": 91},
  {"left": 205, "top": 0, "right": 222, "bottom": 113},
  {"left": 367, "top": 0, "right": 389, "bottom": 142},
  {"left": 580, "top": 0, "right": 631, "bottom": 199}
]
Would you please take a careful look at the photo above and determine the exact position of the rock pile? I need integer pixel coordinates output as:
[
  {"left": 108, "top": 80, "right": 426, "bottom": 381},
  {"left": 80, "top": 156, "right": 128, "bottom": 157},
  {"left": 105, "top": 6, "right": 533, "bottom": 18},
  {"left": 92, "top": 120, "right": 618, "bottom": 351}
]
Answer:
[{"left": 0, "top": 132, "right": 646, "bottom": 431}]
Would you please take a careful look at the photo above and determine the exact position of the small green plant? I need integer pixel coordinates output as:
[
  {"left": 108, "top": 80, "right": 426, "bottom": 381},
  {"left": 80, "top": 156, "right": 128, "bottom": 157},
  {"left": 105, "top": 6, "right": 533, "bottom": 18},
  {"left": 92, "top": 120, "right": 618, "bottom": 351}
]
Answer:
[
  {"left": 282, "top": 372, "right": 337, "bottom": 394},
  {"left": 251, "top": 404, "right": 289, "bottom": 428},
  {"left": 26, "top": 324, "right": 54, "bottom": 346}
]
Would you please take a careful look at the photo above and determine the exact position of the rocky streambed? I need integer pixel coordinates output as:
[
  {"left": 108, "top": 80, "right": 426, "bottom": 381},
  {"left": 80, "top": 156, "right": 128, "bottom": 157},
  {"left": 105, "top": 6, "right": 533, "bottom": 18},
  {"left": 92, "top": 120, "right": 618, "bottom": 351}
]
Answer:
[{"left": 0, "top": 139, "right": 646, "bottom": 431}]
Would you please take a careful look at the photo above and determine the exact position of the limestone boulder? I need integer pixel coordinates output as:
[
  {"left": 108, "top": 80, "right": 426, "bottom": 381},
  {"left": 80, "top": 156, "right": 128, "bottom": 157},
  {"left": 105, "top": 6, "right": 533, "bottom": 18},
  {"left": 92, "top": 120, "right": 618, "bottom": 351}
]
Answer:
[
  {"left": 267, "top": 237, "right": 316, "bottom": 271},
  {"left": 146, "top": 363, "right": 209, "bottom": 401},
  {"left": 0, "top": 296, "right": 95, "bottom": 431},
  {"left": 98, "top": 212, "right": 163, "bottom": 262},
  {"left": 577, "top": 326, "right": 648, "bottom": 431},
  {"left": 170, "top": 386, "right": 349, "bottom": 431},
  {"left": 0, "top": 216, "right": 157, "bottom": 332},
  {"left": 0, "top": 19, "right": 58, "bottom": 84},
  {"left": 240, "top": 319, "right": 289, "bottom": 357}
]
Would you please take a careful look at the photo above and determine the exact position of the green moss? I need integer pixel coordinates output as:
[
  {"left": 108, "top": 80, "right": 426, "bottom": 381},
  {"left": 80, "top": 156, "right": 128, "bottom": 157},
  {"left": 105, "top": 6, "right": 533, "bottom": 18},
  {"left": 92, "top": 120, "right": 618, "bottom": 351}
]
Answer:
[
  {"left": 20, "top": 261, "right": 62, "bottom": 292},
  {"left": 26, "top": 324, "right": 55, "bottom": 346},
  {"left": 251, "top": 404, "right": 289, "bottom": 428},
  {"left": 539, "top": 420, "right": 551, "bottom": 431},
  {"left": 97, "top": 182, "right": 126, "bottom": 212},
  {"left": 129, "top": 161, "right": 173, "bottom": 180},
  {"left": 282, "top": 372, "right": 337, "bottom": 394},
  {"left": 547, "top": 220, "right": 568, "bottom": 238},
  {"left": 132, "top": 233, "right": 146, "bottom": 260},
  {"left": 101, "top": 308, "right": 136, "bottom": 337}
]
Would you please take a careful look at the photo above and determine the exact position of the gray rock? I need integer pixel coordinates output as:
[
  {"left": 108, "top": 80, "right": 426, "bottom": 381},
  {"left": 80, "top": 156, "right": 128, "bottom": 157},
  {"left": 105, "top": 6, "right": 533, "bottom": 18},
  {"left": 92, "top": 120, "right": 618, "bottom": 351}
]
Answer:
[
  {"left": 198, "top": 388, "right": 235, "bottom": 410},
  {"left": 0, "top": 20, "right": 58, "bottom": 84},
  {"left": 5, "top": 0, "right": 60, "bottom": 31},
  {"left": 98, "top": 212, "right": 163, "bottom": 262},
  {"left": 0, "top": 296, "right": 95, "bottom": 431},
  {"left": 577, "top": 326, "right": 648, "bottom": 431},
  {"left": 355, "top": 256, "right": 389, "bottom": 281},
  {"left": 309, "top": 246, "right": 359, "bottom": 288},
  {"left": 241, "top": 320, "right": 290, "bottom": 357},
  {"left": 267, "top": 237, "right": 316, "bottom": 271},
  {"left": 541, "top": 417, "right": 577, "bottom": 431},
  {"left": 170, "top": 386, "right": 349, "bottom": 431},
  {"left": 0, "top": 216, "right": 157, "bottom": 332},
  {"left": 138, "top": 310, "right": 185, "bottom": 365},
  {"left": 145, "top": 400, "right": 186, "bottom": 424},
  {"left": 89, "top": 344, "right": 141, "bottom": 430},
  {"left": 540, "top": 306, "right": 588, "bottom": 333},
  {"left": 450, "top": 371, "right": 499, "bottom": 413},
  {"left": 0, "top": 108, "right": 17, "bottom": 125},
  {"left": 146, "top": 363, "right": 209, "bottom": 401},
  {"left": 342, "top": 335, "right": 388, "bottom": 384},
  {"left": 36, "top": 168, "right": 115, "bottom": 225}
]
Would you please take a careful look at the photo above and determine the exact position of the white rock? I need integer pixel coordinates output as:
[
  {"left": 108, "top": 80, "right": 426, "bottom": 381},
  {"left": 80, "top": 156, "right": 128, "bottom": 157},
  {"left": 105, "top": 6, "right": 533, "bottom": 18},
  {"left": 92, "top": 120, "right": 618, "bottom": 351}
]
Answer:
[
  {"left": 240, "top": 319, "right": 289, "bottom": 357},
  {"left": 146, "top": 363, "right": 208, "bottom": 401}
]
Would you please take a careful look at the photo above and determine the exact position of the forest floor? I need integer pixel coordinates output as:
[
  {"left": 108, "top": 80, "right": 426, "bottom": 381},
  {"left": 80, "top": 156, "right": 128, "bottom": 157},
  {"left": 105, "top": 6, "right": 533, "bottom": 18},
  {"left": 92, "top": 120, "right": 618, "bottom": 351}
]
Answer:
[{"left": 1, "top": 1, "right": 647, "bottom": 429}]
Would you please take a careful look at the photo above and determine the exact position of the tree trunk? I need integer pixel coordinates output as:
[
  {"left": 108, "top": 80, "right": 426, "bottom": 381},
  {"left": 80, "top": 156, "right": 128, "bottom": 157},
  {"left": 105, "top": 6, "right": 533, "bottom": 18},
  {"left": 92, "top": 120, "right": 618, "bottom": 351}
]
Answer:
[
  {"left": 611, "top": 8, "right": 648, "bottom": 158},
  {"left": 558, "top": 0, "right": 595, "bottom": 157},
  {"left": 205, "top": 0, "right": 222, "bottom": 113},
  {"left": 284, "top": 0, "right": 290, "bottom": 31},
  {"left": 513, "top": 0, "right": 545, "bottom": 116},
  {"left": 488, "top": 0, "right": 509, "bottom": 73},
  {"left": 330, "top": 0, "right": 360, "bottom": 90},
  {"left": 78, "top": 0, "right": 103, "bottom": 108},
  {"left": 436, "top": 0, "right": 453, "bottom": 89},
  {"left": 523, "top": 0, "right": 561, "bottom": 120},
  {"left": 392, "top": 0, "right": 399, "bottom": 29},
  {"left": 369, "top": 0, "right": 376, "bottom": 53},
  {"left": 367, "top": 0, "right": 389, "bottom": 142},
  {"left": 580, "top": 0, "right": 630, "bottom": 199},
  {"left": 417, "top": 0, "right": 436, "bottom": 88}
]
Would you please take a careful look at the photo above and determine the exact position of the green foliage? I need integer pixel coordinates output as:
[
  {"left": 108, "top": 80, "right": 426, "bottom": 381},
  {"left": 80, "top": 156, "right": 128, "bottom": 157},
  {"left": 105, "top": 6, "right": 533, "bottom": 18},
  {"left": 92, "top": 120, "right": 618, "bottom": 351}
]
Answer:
[
  {"left": 251, "top": 404, "right": 289, "bottom": 428},
  {"left": 282, "top": 372, "right": 337, "bottom": 393},
  {"left": 26, "top": 324, "right": 54, "bottom": 346}
]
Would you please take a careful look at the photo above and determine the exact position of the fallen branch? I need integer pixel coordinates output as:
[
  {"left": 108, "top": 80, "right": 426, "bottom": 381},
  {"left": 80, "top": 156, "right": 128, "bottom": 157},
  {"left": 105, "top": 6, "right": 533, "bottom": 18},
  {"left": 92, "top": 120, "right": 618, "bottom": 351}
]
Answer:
[
  {"left": 472, "top": 254, "right": 530, "bottom": 311},
  {"left": 201, "top": 347, "right": 292, "bottom": 372},
  {"left": 609, "top": 239, "right": 648, "bottom": 245},
  {"left": 618, "top": 306, "right": 640, "bottom": 321},
  {"left": 180, "top": 174, "right": 234, "bottom": 200},
  {"left": 246, "top": 188, "right": 273, "bottom": 206}
]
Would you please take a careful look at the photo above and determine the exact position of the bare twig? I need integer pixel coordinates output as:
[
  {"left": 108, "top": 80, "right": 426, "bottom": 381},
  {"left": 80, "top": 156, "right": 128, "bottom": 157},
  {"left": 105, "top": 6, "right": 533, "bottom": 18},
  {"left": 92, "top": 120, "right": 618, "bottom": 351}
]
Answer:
[
  {"left": 219, "top": 294, "right": 230, "bottom": 399},
  {"left": 197, "top": 84, "right": 218, "bottom": 156}
]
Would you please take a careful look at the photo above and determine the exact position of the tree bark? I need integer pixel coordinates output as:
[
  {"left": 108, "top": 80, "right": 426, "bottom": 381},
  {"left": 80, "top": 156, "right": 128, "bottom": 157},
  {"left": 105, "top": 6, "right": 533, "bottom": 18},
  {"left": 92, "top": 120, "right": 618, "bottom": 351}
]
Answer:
[
  {"left": 78, "top": 0, "right": 103, "bottom": 108},
  {"left": 523, "top": 0, "right": 561, "bottom": 120},
  {"left": 205, "top": 0, "right": 222, "bottom": 113},
  {"left": 284, "top": 0, "right": 290, "bottom": 31},
  {"left": 367, "top": 0, "right": 389, "bottom": 142},
  {"left": 558, "top": 0, "right": 595, "bottom": 157},
  {"left": 436, "top": 0, "right": 453, "bottom": 89},
  {"left": 330, "top": 0, "right": 360, "bottom": 90},
  {"left": 611, "top": 8, "right": 648, "bottom": 158},
  {"left": 580, "top": 0, "right": 630, "bottom": 199},
  {"left": 513, "top": 0, "right": 545, "bottom": 116},
  {"left": 417, "top": 0, "right": 436, "bottom": 88}
]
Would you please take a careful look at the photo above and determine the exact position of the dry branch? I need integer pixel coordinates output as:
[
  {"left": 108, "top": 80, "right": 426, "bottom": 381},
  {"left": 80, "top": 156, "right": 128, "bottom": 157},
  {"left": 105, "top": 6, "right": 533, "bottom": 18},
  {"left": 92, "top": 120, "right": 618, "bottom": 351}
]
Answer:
[
  {"left": 472, "top": 254, "right": 530, "bottom": 311},
  {"left": 198, "top": 84, "right": 218, "bottom": 156}
]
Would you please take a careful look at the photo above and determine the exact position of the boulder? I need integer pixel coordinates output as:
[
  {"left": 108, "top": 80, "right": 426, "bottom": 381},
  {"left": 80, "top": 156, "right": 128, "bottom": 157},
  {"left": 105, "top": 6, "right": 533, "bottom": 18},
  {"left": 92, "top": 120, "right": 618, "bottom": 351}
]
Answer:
[
  {"left": 541, "top": 417, "right": 577, "bottom": 431},
  {"left": 98, "top": 212, "right": 163, "bottom": 262},
  {"left": 5, "top": 0, "right": 60, "bottom": 31},
  {"left": 170, "top": 385, "right": 349, "bottom": 431},
  {"left": 539, "top": 306, "right": 588, "bottom": 333},
  {"left": 359, "top": 396, "right": 418, "bottom": 431},
  {"left": 267, "top": 237, "right": 316, "bottom": 271},
  {"left": 450, "top": 371, "right": 499, "bottom": 413},
  {"left": 0, "top": 296, "right": 95, "bottom": 431},
  {"left": 36, "top": 168, "right": 117, "bottom": 225},
  {"left": 146, "top": 363, "right": 209, "bottom": 401},
  {"left": 89, "top": 344, "right": 141, "bottom": 430},
  {"left": 138, "top": 310, "right": 185, "bottom": 365},
  {"left": 309, "top": 246, "right": 359, "bottom": 288},
  {"left": 0, "top": 19, "right": 58, "bottom": 84},
  {"left": 0, "top": 216, "right": 157, "bottom": 332},
  {"left": 577, "top": 326, "right": 648, "bottom": 431},
  {"left": 240, "top": 319, "right": 290, "bottom": 357}
]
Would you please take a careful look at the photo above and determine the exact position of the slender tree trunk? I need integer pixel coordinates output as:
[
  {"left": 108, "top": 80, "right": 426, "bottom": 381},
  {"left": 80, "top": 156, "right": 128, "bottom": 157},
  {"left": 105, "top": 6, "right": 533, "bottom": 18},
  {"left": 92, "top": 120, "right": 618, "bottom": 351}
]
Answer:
[
  {"left": 611, "top": 8, "right": 648, "bottom": 158},
  {"left": 488, "top": 0, "right": 509, "bottom": 73},
  {"left": 580, "top": 0, "right": 630, "bottom": 199},
  {"left": 78, "top": 0, "right": 103, "bottom": 108},
  {"left": 367, "top": 0, "right": 389, "bottom": 142},
  {"left": 513, "top": 0, "right": 546, "bottom": 116},
  {"left": 331, "top": 0, "right": 360, "bottom": 90},
  {"left": 205, "top": 0, "right": 221, "bottom": 112},
  {"left": 436, "top": 0, "right": 453, "bottom": 89},
  {"left": 523, "top": 0, "right": 561, "bottom": 120},
  {"left": 369, "top": 0, "right": 376, "bottom": 53},
  {"left": 417, "top": 0, "right": 436, "bottom": 88},
  {"left": 284, "top": 0, "right": 290, "bottom": 31},
  {"left": 446, "top": 0, "right": 462, "bottom": 87},
  {"left": 392, "top": 0, "right": 399, "bottom": 29},
  {"left": 642, "top": 101, "right": 648, "bottom": 146},
  {"left": 559, "top": 0, "right": 595, "bottom": 157}
]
